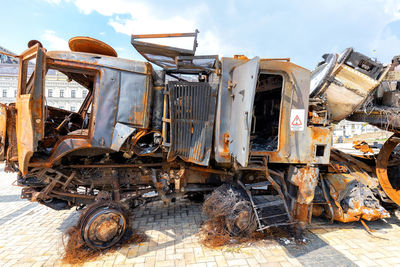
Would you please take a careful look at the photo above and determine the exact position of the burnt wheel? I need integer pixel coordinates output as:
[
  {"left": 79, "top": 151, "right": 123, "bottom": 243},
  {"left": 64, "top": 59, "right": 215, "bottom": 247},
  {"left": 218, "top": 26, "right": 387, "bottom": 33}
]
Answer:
[
  {"left": 78, "top": 202, "right": 130, "bottom": 249},
  {"left": 203, "top": 183, "right": 257, "bottom": 236},
  {"left": 225, "top": 200, "right": 257, "bottom": 236}
]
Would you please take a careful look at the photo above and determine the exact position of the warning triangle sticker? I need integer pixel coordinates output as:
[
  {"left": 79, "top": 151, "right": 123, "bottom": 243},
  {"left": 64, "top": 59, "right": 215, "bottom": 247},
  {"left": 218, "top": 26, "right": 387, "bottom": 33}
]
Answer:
[{"left": 291, "top": 115, "right": 302, "bottom": 126}]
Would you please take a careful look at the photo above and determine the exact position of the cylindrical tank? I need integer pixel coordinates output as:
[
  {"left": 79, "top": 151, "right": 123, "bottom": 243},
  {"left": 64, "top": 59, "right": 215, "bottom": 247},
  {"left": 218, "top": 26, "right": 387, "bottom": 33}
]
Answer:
[{"left": 151, "top": 70, "right": 165, "bottom": 131}]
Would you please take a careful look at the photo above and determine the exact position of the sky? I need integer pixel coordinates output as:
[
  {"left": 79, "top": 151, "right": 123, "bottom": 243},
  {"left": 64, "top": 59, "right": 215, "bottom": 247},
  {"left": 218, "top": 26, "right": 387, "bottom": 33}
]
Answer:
[{"left": 1, "top": 0, "right": 400, "bottom": 69}]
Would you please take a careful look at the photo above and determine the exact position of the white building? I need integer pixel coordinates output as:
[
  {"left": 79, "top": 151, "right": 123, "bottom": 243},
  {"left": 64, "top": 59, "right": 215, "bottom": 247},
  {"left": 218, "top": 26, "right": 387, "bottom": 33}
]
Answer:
[
  {"left": 332, "top": 120, "right": 384, "bottom": 140},
  {"left": 0, "top": 45, "right": 87, "bottom": 111}
]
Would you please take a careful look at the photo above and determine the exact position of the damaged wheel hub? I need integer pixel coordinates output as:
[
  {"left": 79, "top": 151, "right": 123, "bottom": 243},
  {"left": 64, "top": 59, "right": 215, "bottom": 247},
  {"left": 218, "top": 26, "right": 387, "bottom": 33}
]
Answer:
[
  {"left": 90, "top": 214, "right": 121, "bottom": 242},
  {"left": 79, "top": 202, "right": 129, "bottom": 249}
]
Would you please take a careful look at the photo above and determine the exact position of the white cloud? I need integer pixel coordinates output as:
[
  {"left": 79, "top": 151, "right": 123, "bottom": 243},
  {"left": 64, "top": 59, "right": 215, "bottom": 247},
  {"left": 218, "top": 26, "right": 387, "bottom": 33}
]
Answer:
[
  {"left": 44, "top": 0, "right": 62, "bottom": 4},
  {"left": 371, "top": 28, "right": 400, "bottom": 62},
  {"left": 46, "top": 0, "right": 400, "bottom": 66},
  {"left": 380, "top": 0, "right": 400, "bottom": 20},
  {"left": 73, "top": 0, "right": 148, "bottom": 17},
  {"left": 71, "top": 0, "right": 234, "bottom": 56},
  {"left": 41, "top": 30, "right": 69, "bottom": 51},
  {"left": 196, "top": 30, "right": 236, "bottom": 57},
  {"left": 366, "top": 0, "right": 400, "bottom": 62}
]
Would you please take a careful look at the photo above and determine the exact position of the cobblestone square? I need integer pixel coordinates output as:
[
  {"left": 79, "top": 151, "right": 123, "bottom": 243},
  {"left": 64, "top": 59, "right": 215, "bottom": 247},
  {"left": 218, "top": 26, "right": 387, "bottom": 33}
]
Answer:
[{"left": 0, "top": 165, "right": 400, "bottom": 267}]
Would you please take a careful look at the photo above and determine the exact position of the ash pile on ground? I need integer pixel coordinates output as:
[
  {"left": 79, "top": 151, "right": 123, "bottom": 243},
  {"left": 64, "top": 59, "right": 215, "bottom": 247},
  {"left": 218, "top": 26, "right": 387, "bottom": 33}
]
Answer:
[
  {"left": 62, "top": 226, "right": 147, "bottom": 264},
  {"left": 198, "top": 216, "right": 297, "bottom": 248},
  {"left": 199, "top": 183, "right": 295, "bottom": 248}
]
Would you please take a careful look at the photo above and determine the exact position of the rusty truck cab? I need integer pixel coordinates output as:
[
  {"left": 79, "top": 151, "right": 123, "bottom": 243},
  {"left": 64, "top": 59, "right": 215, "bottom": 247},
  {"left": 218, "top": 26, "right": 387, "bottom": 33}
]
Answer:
[
  {"left": 14, "top": 44, "right": 152, "bottom": 176},
  {"left": 214, "top": 57, "right": 332, "bottom": 167}
]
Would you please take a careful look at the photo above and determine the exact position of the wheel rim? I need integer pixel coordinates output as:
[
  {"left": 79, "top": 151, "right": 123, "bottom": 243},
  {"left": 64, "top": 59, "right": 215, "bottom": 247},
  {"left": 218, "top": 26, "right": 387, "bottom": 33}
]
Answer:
[
  {"left": 376, "top": 134, "right": 400, "bottom": 206},
  {"left": 79, "top": 202, "right": 129, "bottom": 249}
]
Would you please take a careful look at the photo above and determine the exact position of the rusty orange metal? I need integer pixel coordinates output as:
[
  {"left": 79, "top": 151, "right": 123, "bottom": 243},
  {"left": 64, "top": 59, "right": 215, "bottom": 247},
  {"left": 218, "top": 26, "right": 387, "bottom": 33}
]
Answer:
[
  {"left": 5, "top": 105, "right": 17, "bottom": 164},
  {"left": 16, "top": 44, "right": 46, "bottom": 175},
  {"left": 220, "top": 132, "right": 231, "bottom": 160},
  {"left": 325, "top": 173, "right": 389, "bottom": 222},
  {"left": 321, "top": 148, "right": 391, "bottom": 223},
  {"left": 294, "top": 203, "right": 310, "bottom": 230},
  {"left": 290, "top": 166, "right": 319, "bottom": 204},
  {"left": 233, "top": 55, "right": 249, "bottom": 60},
  {"left": 353, "top": 141, "right": 374, "bottom": 154},
  {"left": 69, "top": 36, "right": 118, "bottom": 57},
  {"left": 376, "top": 134, "right": 400, "bottom": 206},
  {"left": 0, "top": 104, "right": 7, "bottom": 160}
]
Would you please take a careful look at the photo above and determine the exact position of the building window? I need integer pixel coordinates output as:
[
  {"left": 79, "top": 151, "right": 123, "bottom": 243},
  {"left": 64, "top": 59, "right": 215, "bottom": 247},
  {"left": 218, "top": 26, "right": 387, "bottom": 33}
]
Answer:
[
  {"left": 60, "top": 89, "right": 64, "bottom": 98},
  {"left": 14, "top": 90, "right": 16, "bottom": 97},
  {"left": 71, "top": 106, "right": 76, "bottom": 112},
  {"left": 71, "top": 89, "right": 76, "bottom": 98},
  {"left": 48, "top": 89, "right": 53, "bottom": 97},
  {"left": 82, "top": 90, "right": 88, "bottom": 98},
  {"left": 2, "top": 90, "right": 7, "bottom": 98},
  {"left": 59, "top": 105, "right": 64, "bottom": 110}
]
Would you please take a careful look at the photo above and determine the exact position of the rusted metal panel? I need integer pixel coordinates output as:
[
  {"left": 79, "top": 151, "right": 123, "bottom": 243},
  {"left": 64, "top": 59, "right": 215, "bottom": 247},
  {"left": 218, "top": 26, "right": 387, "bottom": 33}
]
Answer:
[
  {"left": 69, "top": 36, "right": 118, "bottom": 57},
  {"left": 92, "top": 69, "right": 120, "bottom": 147},
  {"left": 167, "top": 81, "right": 216, "bottom": 165},
  {"left": 110, "top": 122, "right": 136, "bottom": 151},
  {"left": 30, "top": 47, "right": 46, "bottom": 143},
  {"left": 324, "top": 65, "right": 382, "bottom": 121},
  {"left": 16, "top": 45, "right": 46, "bottom": 175},
  {"left": 316, "top": 148, "right": 391, "bottom": 223},
  {"left": 0, "top": 105, "right": 7, "bottom": 160},
  {"left": 16, "top": 95, "right": 34, "bottom": 175},
  {"left": 5, "top": 105, "right": 17, "bottom": 162},
  {"left": 131, "top": 31, "right": 198, "bottom": 70},
  {"left": 92, "top": 68, "right": 152, "bottom": 148},
  {"left": 228, "top": 57, "right": 259, "bottom": 167},
  {"left": 288, "top": 165, "right": 319, "bottom": 204},
  {"left": 116, "top": 70, "right": 152, "bottom": 128},
  {"left": 214, "top": 57, "right": 248, "bottom": 163},
  {"left": 48, "top": 137, "right": 92, "bottom": 163},
  {"left": 46, "top": 51, "right": 149, "bottom": 75},
  {"left": 325, "top": 173, "right": 390, "bottom": 222}
]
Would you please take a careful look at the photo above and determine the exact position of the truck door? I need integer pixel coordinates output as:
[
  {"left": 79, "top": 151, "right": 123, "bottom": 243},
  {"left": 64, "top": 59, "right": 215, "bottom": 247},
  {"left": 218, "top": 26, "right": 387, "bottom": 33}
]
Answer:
[
  {"left": 229, "top": 57, "right": 259, "bottom": 167},
  {"left": 16, "top": 44, "right": 46, "bottom": 175}
]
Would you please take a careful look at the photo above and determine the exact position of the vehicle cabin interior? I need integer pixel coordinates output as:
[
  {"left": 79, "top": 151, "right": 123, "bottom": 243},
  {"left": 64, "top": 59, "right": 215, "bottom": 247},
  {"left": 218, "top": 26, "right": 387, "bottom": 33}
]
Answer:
[
  {"left": 251, "top": 73, "right": 283, "bottom": 152},
  {"left": 39, "top": 66, "right": 95, "bottom": 153}
]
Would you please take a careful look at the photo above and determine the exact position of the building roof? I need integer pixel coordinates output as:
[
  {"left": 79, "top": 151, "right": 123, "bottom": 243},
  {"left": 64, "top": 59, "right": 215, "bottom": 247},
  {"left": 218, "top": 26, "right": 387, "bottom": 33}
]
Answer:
[{"left": 0, "top": 46, "right": 18, "bottom": 64}]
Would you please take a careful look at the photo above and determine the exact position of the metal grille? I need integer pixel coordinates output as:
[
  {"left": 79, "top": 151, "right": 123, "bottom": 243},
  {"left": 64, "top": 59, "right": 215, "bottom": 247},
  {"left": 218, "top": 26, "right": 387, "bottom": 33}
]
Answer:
[{"left": 167, "top": 81, "right": 216, "bottom": 165}]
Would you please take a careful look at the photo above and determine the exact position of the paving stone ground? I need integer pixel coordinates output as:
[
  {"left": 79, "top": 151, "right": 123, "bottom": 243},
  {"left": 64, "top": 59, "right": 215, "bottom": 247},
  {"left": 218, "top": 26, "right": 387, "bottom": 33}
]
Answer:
[{"left": 0, "top": 164, "right": 400, "bottom": 267}]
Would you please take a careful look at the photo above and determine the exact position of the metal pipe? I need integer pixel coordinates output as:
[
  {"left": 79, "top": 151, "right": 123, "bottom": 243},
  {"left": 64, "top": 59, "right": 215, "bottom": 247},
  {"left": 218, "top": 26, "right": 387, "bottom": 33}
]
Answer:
[
  {"left": 320, "top": 174, "right": 334, "bottom": 223},
  {"left": 67, "top": 163, "right": 163, "bottom": 168}
]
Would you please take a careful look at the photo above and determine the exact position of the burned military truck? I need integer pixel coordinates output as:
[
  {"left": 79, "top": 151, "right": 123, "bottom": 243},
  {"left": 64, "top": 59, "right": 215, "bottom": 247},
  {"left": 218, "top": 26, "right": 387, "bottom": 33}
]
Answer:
[{"left": 0, "top": 31, "right": 390, "bottom": 249}]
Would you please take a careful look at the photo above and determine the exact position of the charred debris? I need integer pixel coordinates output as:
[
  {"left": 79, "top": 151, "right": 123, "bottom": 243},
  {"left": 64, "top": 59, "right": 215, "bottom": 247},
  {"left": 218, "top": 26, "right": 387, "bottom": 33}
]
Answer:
[{"left": 0, "top": 31, "right": 400, "bottom": 249}]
